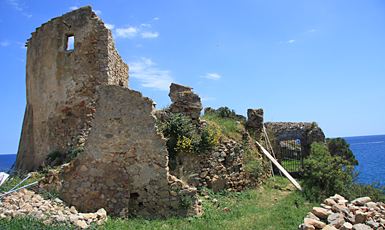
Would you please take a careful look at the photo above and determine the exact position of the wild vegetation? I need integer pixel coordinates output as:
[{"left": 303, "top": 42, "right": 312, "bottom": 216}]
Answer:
[
  {"left": 302, "top": 140, "right": 385, "bottom": 203},
  {"left": 156, "top": 113, "right": 221, "bottom": 170},
  {"left": 200, "top": 106, "right": 269, "bottom": 177},
  {"left": 201, "top": 107, "right": 245, "bottom": 141}
]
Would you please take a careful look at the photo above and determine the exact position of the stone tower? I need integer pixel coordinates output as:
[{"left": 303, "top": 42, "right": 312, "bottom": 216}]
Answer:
[
  {"left": 16, "top": 6, "right": 201, "bottom": 217},
  {"left": 17, "top": 6, "right": 128, "bottom": 171}
]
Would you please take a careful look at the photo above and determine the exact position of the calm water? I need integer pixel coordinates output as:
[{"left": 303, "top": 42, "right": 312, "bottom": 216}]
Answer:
[
  {"left": 1, "top": 135, "right": 384, "bottom": 186},
  {"left": 343, "top": 134, "right": 385, "bottom": 186},
  {"left": 0, "top": 154, "right": 17, "bottom": 172}
]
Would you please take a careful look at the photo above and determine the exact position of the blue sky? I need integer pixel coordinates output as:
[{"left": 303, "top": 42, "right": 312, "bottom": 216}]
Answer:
[{"left": 0, "top": 0, "right": 384, "bottom": 155}]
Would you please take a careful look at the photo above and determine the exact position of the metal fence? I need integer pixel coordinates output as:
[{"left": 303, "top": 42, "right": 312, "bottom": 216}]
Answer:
[{"left": 279, "top": 140, "right": 302, "bottom": 173}]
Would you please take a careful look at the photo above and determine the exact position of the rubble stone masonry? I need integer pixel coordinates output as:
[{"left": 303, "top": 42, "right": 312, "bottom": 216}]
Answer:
[
  {"left": 59, "top": 85, "right": 200, "bottom": 217},
  {"left": 16, "top": 6, "right": 201, "bottom": 218},
  {"left": 17, "top": 6, "right": 128, "bottom": 171},
  {"left": 168, "top": 83, "right": 203, "bottom": 124}
]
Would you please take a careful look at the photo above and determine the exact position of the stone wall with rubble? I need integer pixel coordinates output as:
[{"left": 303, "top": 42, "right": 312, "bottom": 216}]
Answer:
[
  {"left": 16, "top": 6, "right": 201, "bottom": 218},
  {"left": 170, "top": 138, "right": 271, "bottom": 193},
  {"left": 16, "top": 6, "right": 128, "bottom": 172},
  {"left": 264, "top": 122, "right": 325, "bottom": 158},
  {"left": 246, "top": 108, "right": 264, "bottom": 139},
  {"left": 156, "top": 86, "right": 270, "bottom": 192},
  {"left": 57, "top": 85, "right": 201, "bottom": 217}
]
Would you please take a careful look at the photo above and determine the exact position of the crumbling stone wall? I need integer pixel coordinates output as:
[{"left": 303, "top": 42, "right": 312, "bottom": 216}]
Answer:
[
  {"left": 246, "top": 108, "right": 264, "bottom": 139},
  {"left": 17, "top": 6, "right": 128, "bottom": 171},
  {"left": 171, "top": 139, "right": 270, "bottom": 193},
  {"left": 58, "top": 85, "right": 200, "bottom": 217},
  {"left": 160, "top": 87, "right": 269, "bottom": 192},
  {"left": 264, "top": 122, "right": 325, "bottom": 158},
  {"left": 17, "top": 6, "right": 201, "bottom": 218},
  {"left": 168, "top": 83, "right": 203, "bottom": 124}
]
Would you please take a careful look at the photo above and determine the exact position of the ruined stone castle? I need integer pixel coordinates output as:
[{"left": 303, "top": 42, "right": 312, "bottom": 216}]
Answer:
[
  {"left": 15, "top": 6, "right": 325, "bottom": 218},
  {"left": 16, "top": 6, "right": 201, "bottom": 217}
]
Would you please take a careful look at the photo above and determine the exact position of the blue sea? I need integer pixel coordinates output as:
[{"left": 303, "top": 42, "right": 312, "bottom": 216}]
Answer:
[
  {"left": 343, "top": 134, "right": 385, "bottom": 186},
  {"left": 0, "top": 135, "right": 384, "bottom": 186},
  {"left": 0, "top": 154, "right": 17, "bottom": 172}
]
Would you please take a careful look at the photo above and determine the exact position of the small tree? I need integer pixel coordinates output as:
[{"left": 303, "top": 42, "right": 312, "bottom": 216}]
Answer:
[
  {"left": 326, "top": 137, "right": 358, "bottom": 166},
  {"left": 302, "top": 142, "right": 356, "bottom": 201}
]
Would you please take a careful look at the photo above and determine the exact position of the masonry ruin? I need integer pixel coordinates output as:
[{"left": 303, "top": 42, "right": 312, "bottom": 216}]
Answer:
[
  {"left": 15, "top": 5, "right": 327, "bottom": 219},
  {"left": 16, "top": 6, "right": 201, "bottom": 217},
  {"left": 264, "top": 121, "right": 325, "bottom": 159}
]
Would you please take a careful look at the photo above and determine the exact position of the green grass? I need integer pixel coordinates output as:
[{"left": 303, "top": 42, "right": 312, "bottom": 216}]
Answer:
[
  {"left": 99, "top": 176, "right": 316, "bottom": 230},
  {"left": 1, "top": 175, "right": 316, "bottom": 229},
  {"left": 201, "top": 113, "right": 243, "bottom": 141},
  {"left": 281, "top": 159, "right": 302, "bottom": 172},
  {"left": 0, "top": 172, "right": 41, "bottom": 193}
]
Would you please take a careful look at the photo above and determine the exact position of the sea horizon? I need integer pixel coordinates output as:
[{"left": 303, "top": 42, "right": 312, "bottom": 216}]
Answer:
[{"left": 1, "top": 134, "right": 384, "bottom": 186}]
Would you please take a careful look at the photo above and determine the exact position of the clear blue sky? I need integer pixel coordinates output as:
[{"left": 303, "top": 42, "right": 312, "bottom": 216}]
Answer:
[{"left": 0, "top": 0, "right": 384, "bottom": 155}]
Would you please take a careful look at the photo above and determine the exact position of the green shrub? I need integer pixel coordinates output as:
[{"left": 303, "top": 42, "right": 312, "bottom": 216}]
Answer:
[
  {"left": 302, "top": 141, "right": 385, "bottom": 202},
  {"left": 302, "top": 142, "right": 356, "bottom": 201},
  {"left": 201, "top": 113, "right": 242, "bottom": 141},
  {"left": 157, "top": 113, "right": 221, "bottom": 170},
  {"left": 157, "top": 113, "right": 197, "bottom": 160},
  {"left": 199, "top": 121, "right": 221, "bottom": 152},
  {"left": 326, "top": 137, "right": 358, "bottom": 166},
  {"left": 179, "top": 194, "right": 193, "bottom": 208},
  {"left": 216, "top": 106, "right": 237, "bottom": 119},
  {"left": 345, "top": 182, "right": 385, "bottom": 202},
  {"left": 70, "top": 147, "right": 84, "bottom": 160}
]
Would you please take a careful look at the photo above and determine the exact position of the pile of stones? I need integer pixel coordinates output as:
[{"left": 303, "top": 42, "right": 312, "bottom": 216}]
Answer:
[
  {"left": 0, "top": 187, "right": 107, "bottom": 229},
  {"left": 299, "top": 194, "right": 385, "bottom": 230}
]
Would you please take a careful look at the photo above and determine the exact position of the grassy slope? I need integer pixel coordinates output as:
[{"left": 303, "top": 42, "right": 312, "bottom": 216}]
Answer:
[
  {"left": 101, "top": 176, "right": 316, "bottom": 230},
  {"left": 200, "top": 113, "right": 244, "bottom": 141}
]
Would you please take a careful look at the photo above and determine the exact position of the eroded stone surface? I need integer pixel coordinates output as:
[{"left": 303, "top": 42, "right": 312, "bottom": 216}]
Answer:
[
  {"left": 56, "top": 85, "right": 201, "bottom": 217},
  {"left": 169, "top": 138, "right": 270, "bottom": 193},
  {"left": 167, "top": 83, "right": 203, "bottom": 124},
  {"left": 17, "top": 6, "right": 128, "bottom": 171},
  {"left": 245, "top": 108, "right": 264, "bottom": 139},
  {"left": 16, "top": 6, "right": 201, "bottom": 218}
]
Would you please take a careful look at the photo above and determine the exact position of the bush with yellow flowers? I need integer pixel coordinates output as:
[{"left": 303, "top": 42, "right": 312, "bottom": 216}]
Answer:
[
  {"left": 199, "top": 121, "right": 221, "bottom": 152},
  {"left": 157, "top": 113, "right": 221, "bottom": 170}
]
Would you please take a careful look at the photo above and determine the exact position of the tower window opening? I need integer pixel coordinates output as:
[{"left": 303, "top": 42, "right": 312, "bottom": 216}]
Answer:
[{"left": 67, "top": 35, "right": 74, "bottom": 50}]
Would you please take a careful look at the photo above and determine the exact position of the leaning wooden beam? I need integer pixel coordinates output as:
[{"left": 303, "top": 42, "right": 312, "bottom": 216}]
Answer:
[
  {"left": 256, "top": 141, "right": 303, "bottom": 191},
  {"left": 263, "top": 125, "right": 283, "bottom": 179}
]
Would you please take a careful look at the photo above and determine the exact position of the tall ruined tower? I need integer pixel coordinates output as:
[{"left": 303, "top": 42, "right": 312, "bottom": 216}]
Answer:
[
  {"left": 16, "top": 6, "right": 201, "bottom": 217},
  {"left": 17, "top": 6, "right": 128, "bottom": 171}
]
